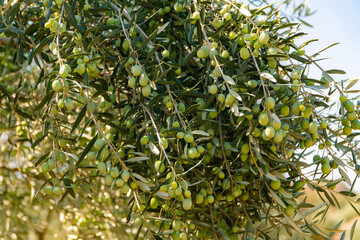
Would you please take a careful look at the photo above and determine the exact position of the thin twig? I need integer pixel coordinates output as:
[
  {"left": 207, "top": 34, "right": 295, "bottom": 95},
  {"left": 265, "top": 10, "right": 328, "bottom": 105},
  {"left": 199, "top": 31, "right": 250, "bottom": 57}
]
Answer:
[{"left": 141, "top": 104, "right": 177, "bottom": 178}]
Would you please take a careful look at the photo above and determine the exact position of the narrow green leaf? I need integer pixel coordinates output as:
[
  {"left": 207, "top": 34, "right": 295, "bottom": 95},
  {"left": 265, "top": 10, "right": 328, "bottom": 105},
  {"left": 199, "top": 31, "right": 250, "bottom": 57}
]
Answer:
[
  {"left": 261, "top": 72, "right": 277, "bottom": 82},
  {"left": 31, "top": 133, "right": 47, "bottom": 149},
  {"left": 269, "top": 189, "right": 286, "bottom": 208},
  {"left": 349, "top": 201, "right": 360, "bottom": 216},
  {"left": 64, "top": 3, "right": 86, "bottom": 33},
  {"left": 18, "top": 43, "right": 23, "bottom": 65},
  {"left": 34, "top": 180, "right": 49, "bottom": 199},
  {"left": 283, "top": 213, "right": 303, "bottom": 233},
  {"left": 326, "top": 69, "right": 346, "bottom": 75},
  {"left": 34, "top": 91, "right": 54, "bottom": 111},
  {"left": 0, "top": 84, "right": 13, "bottom": 101},
  {"left": 70, "top": 104, "right": 87, "bottom": 133},
  {"left": 15, "top": 108, "right": 34, "bottom": 120},
  {"left": 157, "top": 22, "right": 170, "bottom": 34},
  {"left": 125, "top": 156, "right": 149, "bottom": 162},
  {"left": 34, "top": 151, "right": 51, "bottom": 167},
  {"left": 350, "top": 219, "right": 357, "bottom": 240},
  {"left": 323, "top": 190, "right": 335, "bottom": 206},
  {"left": 289, "top": 53, "right": 310, "bottom": 64},
  {"left": 317, "top": 42, "right": 339, "bottom": 54},
  {"left": 346, "top": 78, "right": 360, "bottom": 90},
  {"left": 305, "top": 202, "right": 327, "bottom": 216},
  {"left": 223, "top": 75, "right": 235, "bottom": 85},
  {"left": 229, "top": 89, "right": 242, "bottom": 101},
  {"left": 134, "top": 223, "right": 144, "bottom": 240},
  {"left": 339, "top": 168, "right": 351, "bottom": 186},
  {"left": 240, "top": 5, "right": 251, "bottom": 17},
  {"left": 339, "top": 191, "right": 356, "bottom": 197},
  {"left": 76, "top": 134, "right": 98, "bottom": 166},
  {"left": 28, "top": 34, "right": 53, "bottom": 64},
  {"left": 149, "top": 142, "right": 160, "bottom": 155},
  {"left": 63, "top": 179, "right": 76, "bottom": 199},
  {"left": 191, "top": 130, "right": 209, "bottom": 136}
]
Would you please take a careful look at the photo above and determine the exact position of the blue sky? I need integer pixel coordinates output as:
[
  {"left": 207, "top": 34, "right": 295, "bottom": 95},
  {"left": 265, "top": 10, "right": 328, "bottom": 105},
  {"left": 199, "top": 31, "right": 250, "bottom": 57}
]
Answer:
[{"left": 300, "top": 0, "right": 360, "bottom": 81}]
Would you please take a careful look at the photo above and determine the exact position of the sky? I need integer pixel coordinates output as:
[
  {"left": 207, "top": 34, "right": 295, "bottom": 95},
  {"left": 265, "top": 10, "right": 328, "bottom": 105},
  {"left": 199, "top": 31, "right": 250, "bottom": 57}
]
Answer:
[{"left": 299, "top": 0, "right": 360, "bottom": 81}]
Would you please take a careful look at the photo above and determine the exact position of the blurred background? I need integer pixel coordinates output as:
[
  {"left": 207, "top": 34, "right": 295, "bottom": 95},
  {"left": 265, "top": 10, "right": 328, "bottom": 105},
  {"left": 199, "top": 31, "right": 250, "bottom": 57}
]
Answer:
[{"left": 301, "top": 0, "right": 360, "bottom": 82}]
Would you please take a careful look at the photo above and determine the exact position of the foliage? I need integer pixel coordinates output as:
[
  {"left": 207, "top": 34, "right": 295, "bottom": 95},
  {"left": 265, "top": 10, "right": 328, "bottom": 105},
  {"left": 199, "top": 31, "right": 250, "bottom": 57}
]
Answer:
[{"left": 0, "top": 0, "right": 360, "bottom": 239}]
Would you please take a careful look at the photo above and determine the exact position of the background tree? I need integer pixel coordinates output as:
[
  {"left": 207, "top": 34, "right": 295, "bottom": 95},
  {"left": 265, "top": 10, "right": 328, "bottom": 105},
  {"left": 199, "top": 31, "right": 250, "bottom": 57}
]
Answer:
[{"left": 1, "top": 0, "right": 360, "bottom": 239}]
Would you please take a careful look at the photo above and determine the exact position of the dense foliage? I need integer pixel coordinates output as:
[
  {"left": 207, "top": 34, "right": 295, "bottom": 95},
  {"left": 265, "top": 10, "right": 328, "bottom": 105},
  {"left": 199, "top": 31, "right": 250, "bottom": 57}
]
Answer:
[{"left": 1, "top": 0, "right": 360, "bottom": 239}]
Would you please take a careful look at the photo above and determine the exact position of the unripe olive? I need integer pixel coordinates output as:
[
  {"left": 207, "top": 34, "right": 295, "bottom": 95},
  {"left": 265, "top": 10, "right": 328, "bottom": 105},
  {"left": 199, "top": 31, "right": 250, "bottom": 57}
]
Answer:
[
  {"left": 271, "top": 179, "right": 281, "bottom": 190},
  {"left": 213, "top": 19, "right": 224, "bottom": 28},
  {"left": 225, "top": 94, "right": 235, "bottom": 106},
  {"left": 131, "top": 65, "right": 142, "bottom": 76},
  {"left": 65, "top": 98, "right": 75, "bottom": 111},
  {"left": 121, "top": 170, "right": 130, "bottom": 181},
  {"left": 292, "top": 102, "right": 301, "bottom": 115},
  {"left": 142, "top": 85, "right": 151, "bottom": 97},
  {"left": 105, "top": 175, "right": 114, "bottom": 185},
  {"left": 264, "top": 127, "right": 275, "bottom": 139},
  {"left": 272, "top": 120, "right": 281, "bottom": 130},
  {"left": 196, "top": 194, "right": 204, "bottom": 204},
  {"left": 140, "top": 136, "right": 149, "bottom": 145},
  {"left": 44, "top": 186, "right": 53, "bottom": 195},
  {"left": 127, "top": 77, "right": 136, "bottom": 88},
  {"left": 268, "top": 58, "right": 277, "bottom": 69},
  {"left": 308, "top": 122, "right": 318, "bottom": 134},
  {"left": 188, "top": 147, "right": 198, "bottom": 159},
  {"left": 42, "top": 162, "right": 50, "bottom": 173},
  {"left": 343, "top": 125, "right": 352, "bottom": 136},
  {"left": 240, "top": 47, "right": 250, "bottom": 60},
  {"left": 339, "top": 95, "right": 347, "bottom": 103},
  {"left": 174, "top": 2, "right": 183, "bottom": 12},
  {"left": 347, "top": 111, "right": 357, "bottom": 121},
  {"left": 218, "top": 170, "right": 225, "bottom": 179},
  {"left": 265, "top": 97, "right": 275, "bottom": 109},
  {"left": 259, "top": 31, "right": 269, "bottom": 45},
  {"left": 150, "top": 197, "right": 159, "bottom": 209},
  {"left": 192, "top": 11, "right": 200, "bottom": 20},
  {"left": 218, "top": 93, "right": 225, "bottom": 103},
  {"left": 52, "top": 80, "right": 62, "bottom": 92},
  {"left": 208, "top": 85, "right": 218, "bottom": 94},
  {"left": 285, "top": 205, "right": 295, "bottom": 216},
  {"left": 273, "top": 132, "right": 283, "bottom": 143},
  {"left": 259, "top": 112, "right": 269, "bottom": 126},
  {"left": 53, "top": 186, "right": 62, "bottom": 196},
  {"left": 98, "top": 162, "right": 107, "bottom": 174},
  {"left": 182, "top": 198, "right": 192, "bottom": 210},
  {"left": 184, "top": 134, "right": 194, "bottom": 143},
  {"left": 94, "top": 139, "right": 105, "bottom": 150},
  {"left": 321, "top": 162, "right": 331, "bottom": 174},
  {"left": 207, "top": 195, "right": 215, "bottom": 204},
  {"left": 301, "top": 107, "right": 312, "bottom": 119},
  {"left": 139, "top": 74, "right": 149, "bottom": 87},
  {"left": 247, "top": 80, "right": 258, "bottom": 88},
  {"left": 280, "top": 105, "right": 290, "bottom": 116},
  {"left": 291, "top": 71, "right": 300, "bottom": 80},
  {"left": 162, "top": 49, "right": 170, "bottom": 58},
  {"left": 55, "top": 0, "right": 64, "bottom": 7},
  {"left": 116, "top": 178, "right": 124, "bottom": 187},
  {"left": 344, "top": 100, "right": 355, "bottom": 112},
  {"left": 110, "top": 167, "right": 120, "bottom": 178},
  {"left": 155, "top": 161, "right": 165, "bottom": 173}
]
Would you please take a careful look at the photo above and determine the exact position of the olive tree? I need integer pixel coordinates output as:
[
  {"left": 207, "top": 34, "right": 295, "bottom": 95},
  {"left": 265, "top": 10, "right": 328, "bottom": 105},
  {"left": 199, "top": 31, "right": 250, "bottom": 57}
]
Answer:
[{"left": 1, "top": 0, "right": 359, "bottom": 239}]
